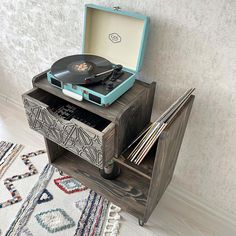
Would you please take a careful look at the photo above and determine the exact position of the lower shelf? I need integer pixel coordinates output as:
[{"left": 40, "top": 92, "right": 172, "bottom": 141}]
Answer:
[{"left": 52, "top": 149, "right": 150, "bottom": 219}]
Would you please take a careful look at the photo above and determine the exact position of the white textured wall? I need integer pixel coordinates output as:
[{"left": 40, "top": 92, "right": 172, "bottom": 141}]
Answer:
[{"left": 0, "top": 0, "right": 235, "bottom": 215}]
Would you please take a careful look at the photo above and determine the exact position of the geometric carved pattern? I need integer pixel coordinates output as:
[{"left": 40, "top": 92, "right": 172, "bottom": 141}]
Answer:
[{"left": 23, "top": 97, "right": 103, "bottom": 168}]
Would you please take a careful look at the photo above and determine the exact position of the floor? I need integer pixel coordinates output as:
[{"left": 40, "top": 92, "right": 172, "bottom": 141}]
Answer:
[{"left": 0, "top": 100, "right": 235, "bottom": 236}]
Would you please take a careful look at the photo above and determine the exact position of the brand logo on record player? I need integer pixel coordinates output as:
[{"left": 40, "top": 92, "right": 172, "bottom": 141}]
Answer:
[{"left": 108, "top": 33, "right": 121, "bottom": 43}]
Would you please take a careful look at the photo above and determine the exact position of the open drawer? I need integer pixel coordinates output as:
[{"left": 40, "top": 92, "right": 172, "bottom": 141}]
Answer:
[{"left": 22, "top": 88, "right": 115, "bottom": 169}]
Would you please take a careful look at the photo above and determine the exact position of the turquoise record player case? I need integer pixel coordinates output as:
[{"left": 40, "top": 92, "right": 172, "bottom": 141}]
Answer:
[{"left": 47, "top": 4, "right": 149, "bottom": 106}]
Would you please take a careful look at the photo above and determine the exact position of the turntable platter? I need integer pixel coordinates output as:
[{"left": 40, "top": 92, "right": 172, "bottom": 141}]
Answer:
[{"left": 51, "top": 54, "right": 113, "bottom": 85}]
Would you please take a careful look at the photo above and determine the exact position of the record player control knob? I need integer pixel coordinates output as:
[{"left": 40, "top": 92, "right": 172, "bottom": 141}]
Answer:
[{"left": 106, "top": 82, "right": 114, "bottom": 90}]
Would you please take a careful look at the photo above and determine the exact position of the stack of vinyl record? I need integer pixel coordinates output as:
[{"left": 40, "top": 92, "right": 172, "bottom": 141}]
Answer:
[{"left": 126, "top": 88, "right": 195, "bottom": 165}]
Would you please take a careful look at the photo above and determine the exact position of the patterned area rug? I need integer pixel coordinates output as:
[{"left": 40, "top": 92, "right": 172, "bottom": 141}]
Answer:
[
  {"left": 0, "top": 143, "right": 47, "bottom": 235},
  {"left": 0, "top": 141, "right": 24, "bottom": 179},
  {"left": 5, "top": 163, "right": 121, "bottom": 236},
  {"left": 0, "top": 150, "right": 45, "bottom": 208}
]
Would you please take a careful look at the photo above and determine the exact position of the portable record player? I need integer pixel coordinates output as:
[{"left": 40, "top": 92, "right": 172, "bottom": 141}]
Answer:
[{"left": 47, "top": 4, "right": 149, "bottom": 107}]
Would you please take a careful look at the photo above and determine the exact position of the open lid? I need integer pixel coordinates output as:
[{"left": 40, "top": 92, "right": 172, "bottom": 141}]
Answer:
[{"left": 82, "top": 4, "right": 149, "bottom": 73}]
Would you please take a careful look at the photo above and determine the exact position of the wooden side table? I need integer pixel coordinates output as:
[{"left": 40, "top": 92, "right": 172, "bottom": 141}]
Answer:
[{"left": 22, "top": 70, "right": 194, "bottom": 225}]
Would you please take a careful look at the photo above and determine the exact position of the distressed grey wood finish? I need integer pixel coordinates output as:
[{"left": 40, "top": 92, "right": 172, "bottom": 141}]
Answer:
[
  {"left": 22, "top": 88, "right": 115, "bottom": 169},
  {"left": 44, "top": 137, "right": 65, "bottom": 163},
  {"left": 47, "top": 144, "right": 150, "bottom": 219},
  {"left": 115, "top": 82, "right": 156, "bottom": 156},
  {"left": 143, "top": 95, "right": 195, "bottom": 223},
  {"left": 23, "top": 69, "right": 195, "bottom": 224},
  {"left": 32, "top": 71, "right": 156, "bottom": 156},
  {"left": 44, "top": 95, "right": 194, "bottom": 224}
]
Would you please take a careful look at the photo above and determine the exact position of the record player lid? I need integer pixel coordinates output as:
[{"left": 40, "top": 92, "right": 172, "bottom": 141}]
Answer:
[{"left": 82, "top": 4, "right": 149, "bottom": 73}]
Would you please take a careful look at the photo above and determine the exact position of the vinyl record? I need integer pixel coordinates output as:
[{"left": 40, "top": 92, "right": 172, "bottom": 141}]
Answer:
[{"left": 51, "top": 54, "right": 113, "bottom": 85}]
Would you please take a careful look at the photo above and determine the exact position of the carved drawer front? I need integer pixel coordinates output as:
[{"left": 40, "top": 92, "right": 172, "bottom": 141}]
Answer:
[{"left": 22, "top": 88, "right": 115, "bottom": 169}]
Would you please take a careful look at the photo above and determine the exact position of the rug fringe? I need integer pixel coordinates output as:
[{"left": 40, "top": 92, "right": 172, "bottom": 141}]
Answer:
[{"left": 103, "top": 203, "right": 121, "bottom": 236}]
